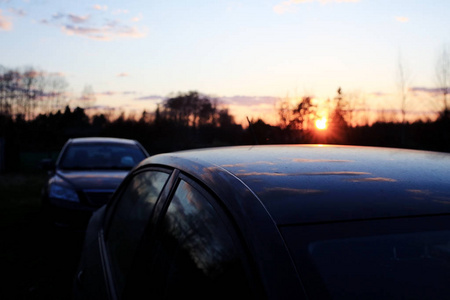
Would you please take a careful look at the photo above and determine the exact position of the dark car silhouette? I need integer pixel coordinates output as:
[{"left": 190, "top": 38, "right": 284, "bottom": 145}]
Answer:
[
  {"left": 42, "top": 137, "right": 148, "bottom": 228},
  {"left": 74, "top": 145, "right": 450, "bottom": 299}
]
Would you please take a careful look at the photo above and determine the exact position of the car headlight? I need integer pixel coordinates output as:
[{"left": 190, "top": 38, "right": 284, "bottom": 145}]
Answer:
[{"left": 49, "top": 184, "right": 80, "bottom": 203}]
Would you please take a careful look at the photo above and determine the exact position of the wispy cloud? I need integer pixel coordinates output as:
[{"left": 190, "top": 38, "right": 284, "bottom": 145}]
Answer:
[
  {"left": 97, "top": 91, "right": 138, "bottom": 96},
  {"left": 112, "top": 9, "right": 129, "bottom": 15},
  {"left": 51, "top": 13, "right": 64, "bottom": 20},
  {"left": 57, "top": 17, "right": 145, "bottom": 40},
  {"left": 40, "top": 8, "right": 146, "bottom": 41},
  {"left": 45, "top": 71, "right": 66, "bottom": 77},
  {"left": 67, "top": 14, "right": 90, "bottom": 24},
  {"left": 369, "top": 91, "right": 389, "bottom": 97},
  {"left": 131, "top": 13, "right": 143, "bottom": 22},
  {"left": 395, "top": 16, "right": 409, "bottom": 23},
  {"left": 84, "top": 105, "right": 118, "bottom": 112},
  {"left": 274, "top": 0, "right": 359, "bottom": 14},
  {"left": 220, "top": 95, "right": 280, "bottom": 106},
  {"left": 116, "top": 72, "right": 129, "bottom": 77},
  {"left": 0, "top": 9, "right": 12, "bottom": 30},
  {"left": 410, "top": 87, "right": 442, "bottom": 95},
  {"left": 8, "top": 8, "right": 26, "bottom": 17},
  {"left": 135, "top": 95, "right": 164, "bottom": 101},
  {"left": 93, "top": 4, "right": 108, "bottom": 11}
]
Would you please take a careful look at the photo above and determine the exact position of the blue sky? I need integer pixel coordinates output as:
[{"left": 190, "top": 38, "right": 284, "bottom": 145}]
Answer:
[{"left": 1, "top": 0, "right": 449, "bottom": 124}]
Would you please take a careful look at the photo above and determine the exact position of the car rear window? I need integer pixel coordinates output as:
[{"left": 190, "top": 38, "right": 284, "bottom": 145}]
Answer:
[
  {"left": 59, "top": 143, "right": 146, "bottom": 170},
  {"left": 281, "top": 216, "right": 450, "bottom": 299}
]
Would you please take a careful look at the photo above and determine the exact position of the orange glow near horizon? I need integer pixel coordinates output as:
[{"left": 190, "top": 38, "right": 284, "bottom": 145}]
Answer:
[{"left": 315, "top": 117, "right": 327, "bottom": 130}]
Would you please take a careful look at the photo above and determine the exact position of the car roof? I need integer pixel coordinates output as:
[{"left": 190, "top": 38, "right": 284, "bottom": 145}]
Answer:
[
  {"left": 143, "top": 145, "right": 450, "bottom": 225},
  {"left": 68, "top": 137, "right": 140, "bottom": 145}
]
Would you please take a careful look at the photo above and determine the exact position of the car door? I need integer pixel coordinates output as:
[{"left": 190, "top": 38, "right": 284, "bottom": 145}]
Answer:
[
  {"left": 100, "top": 167, "right": 174, "bottom": 299},
  {"left": 122, "top": 173, "right": 264, "bottom": 300}
]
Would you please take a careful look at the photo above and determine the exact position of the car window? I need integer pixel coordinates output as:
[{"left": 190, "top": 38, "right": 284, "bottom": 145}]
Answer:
[
  {"left": 140, "top": 179, "right": 253, "bottom": 299},
  {"left": 281, "top": 217, "right": 450, "bottom": 300},
  {"left": 105, "top": 170, "right": 170, "bottom": 297},
  {"left": 59, "top": 143, "right": 146, "bottom": 170}
]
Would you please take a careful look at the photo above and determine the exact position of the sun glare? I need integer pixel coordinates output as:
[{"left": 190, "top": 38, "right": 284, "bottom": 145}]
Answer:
[{"left": 315, "top": 117, "right": 327, "bottom": 130}]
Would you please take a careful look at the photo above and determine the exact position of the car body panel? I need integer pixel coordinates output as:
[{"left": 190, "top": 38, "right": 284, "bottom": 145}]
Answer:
[
  {"left": 56, "top": 170, "right": 128, "bottom": 191},
  {"left": 146, "top": 145, "right": 450, "bottom": 224},
  {"left": 73, "top": 206, "right": 109, "bottom": 300},
  {"left": 75, "top": 145, "right": 450, "bottom": 299}
]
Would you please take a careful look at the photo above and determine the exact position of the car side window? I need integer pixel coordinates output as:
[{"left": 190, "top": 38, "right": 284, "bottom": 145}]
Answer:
[
  {"left": 105, "top": 170, "right": 170, "bottom": 297},
  {"left": 141, "top": 179, "right": 253, "bottom": 299}
]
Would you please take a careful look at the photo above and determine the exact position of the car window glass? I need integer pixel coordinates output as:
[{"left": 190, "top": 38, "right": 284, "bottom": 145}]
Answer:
[
  {"left": 144, "top": 179, "right": 252, "bottom": 299},
  {"left": 106, "top": 170, "right": 169, "bottom": 297},
  {"left": 59, "top": 143, "right": 146, "bottom": 170},
  {"left": 308, "top": 231, "right": 450, "bottom": 299},
  {"left": 281, "top": 218, "right": 450, "bottom": 300}
]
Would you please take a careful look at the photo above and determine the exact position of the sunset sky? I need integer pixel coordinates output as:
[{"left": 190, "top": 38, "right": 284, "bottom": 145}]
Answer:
[{"left": 1, "top": 0, "right": 449, "bottom": 125}]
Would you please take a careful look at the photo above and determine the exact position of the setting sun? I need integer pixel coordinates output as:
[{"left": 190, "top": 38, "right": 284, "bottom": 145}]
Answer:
[{"left": 315, "top": 117, "right": 327, "bottom": 130}]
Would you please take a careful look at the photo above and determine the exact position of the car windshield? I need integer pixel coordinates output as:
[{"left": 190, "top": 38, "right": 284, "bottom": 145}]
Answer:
[
  {"left": 281, "top": 216, "right": 450, "bottom": 299},
  {"left": 58, "top": 143, "right": 146, "bottom": 170}
]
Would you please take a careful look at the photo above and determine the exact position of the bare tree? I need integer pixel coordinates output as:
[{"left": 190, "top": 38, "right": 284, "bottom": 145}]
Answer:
[
  {"left": 42, "top": 73, "right": 69, "bottom": 114},
  {"left": 0, "top": 66, "right": 42, "bottom": 119},
  {"left": 277, "top": 95, "right": 292, "bottom": 129},
  {"left": 21, "top": 67, "right": 45, "bottom": 120},
  {"left": 396, "top": 53, "right": 413, "bottom": 145},
  {"left": 0, "top": 66, "right": 69, "bottom": 118},
  {"left": 78, "top": 85, "right": 96, "bottom": 109},
  {"left": 0, "top": 66, "right": 13, "bottom": 116},
  {"left": 397, "top": 53, "right": 412, "bottom": 124},
  {"left": 436, "top": 45, "right": 450, "bottom": 118},
  {"left": 0, "top": 68, "right": 21, "bottom": 117},
  {"left": 290, "top": 96, "right": 316, "bottom": 131},
  {"left": 331, "top": 87, "right": 349, "bottom": 128}
]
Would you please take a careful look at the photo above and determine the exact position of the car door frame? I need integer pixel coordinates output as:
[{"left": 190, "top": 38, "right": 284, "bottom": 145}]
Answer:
[
  {"left": 121, "top": 169, "right": 268, "bottom": 299},
  {"left": 96, "top": 165, "right": 179, "bottom": 300}
]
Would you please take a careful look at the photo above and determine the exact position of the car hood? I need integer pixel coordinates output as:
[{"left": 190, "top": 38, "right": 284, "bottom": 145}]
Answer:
[{"left": 56, "top": 169, "right": 129, "bottom": 190}]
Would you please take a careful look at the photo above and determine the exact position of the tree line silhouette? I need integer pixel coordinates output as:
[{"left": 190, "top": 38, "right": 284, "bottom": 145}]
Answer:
[{"left": 0, "top": 66, "right": 449, "bottom": 172}]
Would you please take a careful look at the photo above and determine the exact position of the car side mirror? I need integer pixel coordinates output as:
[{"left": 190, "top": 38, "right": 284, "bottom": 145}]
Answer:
[{"left": 40, "top": 158, "right": 55, "bottom": 171}]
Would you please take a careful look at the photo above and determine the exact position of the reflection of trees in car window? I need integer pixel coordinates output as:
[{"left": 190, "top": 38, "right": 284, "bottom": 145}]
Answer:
[
  {"left": 166, "top": 184, "right": 233, "bottom": 277},
  {"left": 106, "top": 171, "right": 169, "bottom": 298},
  {"left": 147, "top": 180, "right": 252, "bottom": 299}
]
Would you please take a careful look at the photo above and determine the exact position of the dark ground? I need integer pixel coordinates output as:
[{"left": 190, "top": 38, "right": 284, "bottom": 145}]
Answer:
[{"left": 0, "top": 173, "right": 85, "bottom": 300}]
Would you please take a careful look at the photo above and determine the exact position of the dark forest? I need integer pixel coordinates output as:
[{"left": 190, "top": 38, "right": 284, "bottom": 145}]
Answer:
[{"left": 0, "top": 67, "right": 449, "bottom": 172}]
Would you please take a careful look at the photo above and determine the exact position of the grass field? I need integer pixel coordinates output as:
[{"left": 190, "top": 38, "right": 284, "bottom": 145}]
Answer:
[{"left": 0, "top": 172, "right": 85, "bottom": 299}]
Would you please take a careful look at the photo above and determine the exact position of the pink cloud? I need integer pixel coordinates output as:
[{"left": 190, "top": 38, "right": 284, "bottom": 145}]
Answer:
[
  {"left": 131, "top": 13, "right": 143, "bottom": 22},
  {"left": 93, "top": 4, "right": 108, "bottom": 11},
  {"left": 61, "top": 22, "right": 146, "bottom": 41},
  {"left": 39, "top": 8, "right": 146, "bottom": 41},
  {"left": 395, "top": 16, "right": 409, "bottom": 23},
  {"left": 0, "top": 9, "right": 12, "bottom": 31},
  {"left": 67, "top": 14, "right": 90, "bottom": 24}
]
